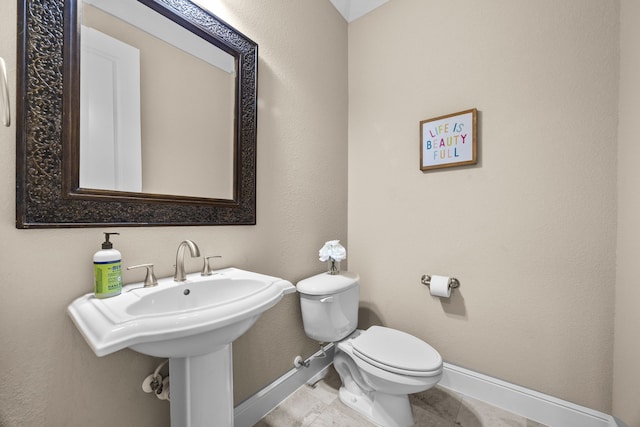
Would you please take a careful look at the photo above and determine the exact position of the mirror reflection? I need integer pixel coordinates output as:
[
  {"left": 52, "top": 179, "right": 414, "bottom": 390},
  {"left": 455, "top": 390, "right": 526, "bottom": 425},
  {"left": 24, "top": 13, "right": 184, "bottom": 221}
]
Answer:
[{"left": 80, "top": 0, "right": 236, "bottom": 199}]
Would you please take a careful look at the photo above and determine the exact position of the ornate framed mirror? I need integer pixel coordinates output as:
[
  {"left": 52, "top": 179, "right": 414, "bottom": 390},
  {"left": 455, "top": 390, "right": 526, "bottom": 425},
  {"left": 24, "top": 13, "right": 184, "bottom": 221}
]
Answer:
[{"left": 16, "top": 0, "right": 258, "bottom": 228}]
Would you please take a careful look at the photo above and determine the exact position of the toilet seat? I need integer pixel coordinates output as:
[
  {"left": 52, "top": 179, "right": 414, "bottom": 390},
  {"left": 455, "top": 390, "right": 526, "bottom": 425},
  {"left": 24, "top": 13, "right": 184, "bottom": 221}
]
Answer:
[{"left": 350, "top": 326, "right": 442, "bottom": 377}]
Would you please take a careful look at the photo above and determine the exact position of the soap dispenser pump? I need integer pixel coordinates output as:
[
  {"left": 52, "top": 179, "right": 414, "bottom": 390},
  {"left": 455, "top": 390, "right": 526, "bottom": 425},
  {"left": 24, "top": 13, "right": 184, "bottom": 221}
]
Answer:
[{"left": 94, "top": 232, "right": 122, "bottom": 298}]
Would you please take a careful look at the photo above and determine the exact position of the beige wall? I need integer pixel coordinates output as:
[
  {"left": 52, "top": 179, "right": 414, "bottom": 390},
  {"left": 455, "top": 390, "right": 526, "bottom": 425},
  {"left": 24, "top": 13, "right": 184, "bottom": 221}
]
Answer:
[
  {"left": 348, "top": 0, "right": 618, "bottom": 413},
  {"left": 613, "top": 0, "right": 640, "bottom": 425},
  {"left": 0, "top": 1, "right": 347, "bottom": 426}
]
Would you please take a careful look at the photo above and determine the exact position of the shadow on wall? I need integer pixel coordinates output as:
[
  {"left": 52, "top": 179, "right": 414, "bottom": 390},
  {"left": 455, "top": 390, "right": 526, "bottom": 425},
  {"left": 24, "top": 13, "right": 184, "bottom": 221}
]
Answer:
[
  {"left": 358, "top": 290, "right": 468, "bottom": 327},
  {"left": 358, "top": 303, "right": 385, "bottom": 329},
  {"left": 438, "top": 289, "right": 467, "bottom": 319}
]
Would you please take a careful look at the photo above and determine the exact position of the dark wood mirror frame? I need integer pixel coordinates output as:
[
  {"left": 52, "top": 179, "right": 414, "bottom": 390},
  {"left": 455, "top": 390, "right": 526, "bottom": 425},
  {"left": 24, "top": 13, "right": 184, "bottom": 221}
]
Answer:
[{"left": 16, "top": 0, "right": 258, "bottom": 228}]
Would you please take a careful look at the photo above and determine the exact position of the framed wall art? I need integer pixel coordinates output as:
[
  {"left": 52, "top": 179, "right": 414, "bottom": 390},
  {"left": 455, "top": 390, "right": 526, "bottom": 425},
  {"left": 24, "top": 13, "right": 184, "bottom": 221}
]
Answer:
[{"left": 420, "top": 108, "right": 477, "bottom": 171}]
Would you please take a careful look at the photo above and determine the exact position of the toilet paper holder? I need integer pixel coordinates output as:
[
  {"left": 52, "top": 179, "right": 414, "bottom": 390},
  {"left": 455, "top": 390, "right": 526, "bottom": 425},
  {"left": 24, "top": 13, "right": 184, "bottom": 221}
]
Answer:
[{"left": 421, "top": 275, "right": 460, "bottom": 290}]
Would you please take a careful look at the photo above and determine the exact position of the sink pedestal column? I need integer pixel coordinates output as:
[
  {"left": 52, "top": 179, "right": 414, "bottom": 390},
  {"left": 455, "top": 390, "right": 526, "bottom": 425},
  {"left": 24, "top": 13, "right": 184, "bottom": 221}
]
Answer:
[{"left": 169, "top": 344, "right": 234, "bottom": 427}]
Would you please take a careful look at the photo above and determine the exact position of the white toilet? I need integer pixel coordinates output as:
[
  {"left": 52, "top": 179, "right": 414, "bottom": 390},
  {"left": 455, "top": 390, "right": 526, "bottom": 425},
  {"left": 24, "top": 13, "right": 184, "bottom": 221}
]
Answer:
[{"left": 297, "top": 271, "right": 443, "bottom": 427}]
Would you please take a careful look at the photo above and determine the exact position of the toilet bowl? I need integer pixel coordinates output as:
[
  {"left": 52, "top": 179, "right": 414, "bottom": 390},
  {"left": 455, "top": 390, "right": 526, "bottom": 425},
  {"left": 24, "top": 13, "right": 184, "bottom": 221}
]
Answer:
[
  {"left": 334, "top": 327, "right": 443, "bottom": 427},
  {"left": 297, "top": 272, "right": 443, "bottom": 427}
]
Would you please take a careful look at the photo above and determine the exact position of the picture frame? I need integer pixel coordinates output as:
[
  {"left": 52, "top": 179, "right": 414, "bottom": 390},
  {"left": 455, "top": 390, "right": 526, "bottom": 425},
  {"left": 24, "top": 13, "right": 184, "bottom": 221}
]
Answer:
[{"left": 420, "top": 108, "right": 477, "bottom": 171}]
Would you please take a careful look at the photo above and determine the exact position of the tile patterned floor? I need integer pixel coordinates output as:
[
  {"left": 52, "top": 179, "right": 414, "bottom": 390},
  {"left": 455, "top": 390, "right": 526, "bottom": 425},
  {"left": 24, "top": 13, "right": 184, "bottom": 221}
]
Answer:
[{"left": 254, "top": 367, "right": 549, "bottom": 427}]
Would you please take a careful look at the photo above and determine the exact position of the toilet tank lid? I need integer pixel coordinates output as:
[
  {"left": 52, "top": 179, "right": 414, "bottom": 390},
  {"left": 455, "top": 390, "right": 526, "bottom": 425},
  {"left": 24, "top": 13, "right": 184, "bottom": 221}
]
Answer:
[{"left": 296, "top": 271, "right": 359, "bottom": 295}]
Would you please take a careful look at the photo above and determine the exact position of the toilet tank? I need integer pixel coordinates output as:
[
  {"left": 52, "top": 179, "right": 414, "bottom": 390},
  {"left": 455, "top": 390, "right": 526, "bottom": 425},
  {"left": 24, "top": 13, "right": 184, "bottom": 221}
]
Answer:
[{"left": 296, "top": 272, "right": 359, "bottom": 342}]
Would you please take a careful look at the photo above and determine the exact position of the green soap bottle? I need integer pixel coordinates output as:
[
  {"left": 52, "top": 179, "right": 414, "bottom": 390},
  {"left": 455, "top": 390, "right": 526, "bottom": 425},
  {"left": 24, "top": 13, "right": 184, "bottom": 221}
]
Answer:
[{"left": 94, "top": 232, "right": 122, "bottom": 298}]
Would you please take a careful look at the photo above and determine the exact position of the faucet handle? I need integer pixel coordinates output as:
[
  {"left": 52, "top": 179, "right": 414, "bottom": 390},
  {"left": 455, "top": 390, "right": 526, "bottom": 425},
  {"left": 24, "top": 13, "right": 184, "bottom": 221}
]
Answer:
[
  {"left": 127, "top": 263, "right": 158, "bottom": 287},
  {"left": 201, "top": 256, "right": 222, "bottom": 276}
]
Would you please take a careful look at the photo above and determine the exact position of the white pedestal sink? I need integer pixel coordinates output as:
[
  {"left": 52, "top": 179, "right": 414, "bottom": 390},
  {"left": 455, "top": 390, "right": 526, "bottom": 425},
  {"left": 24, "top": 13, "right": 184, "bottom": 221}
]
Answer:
[{"left": 68, "top": 267, "right": 296, "bottom": 427}]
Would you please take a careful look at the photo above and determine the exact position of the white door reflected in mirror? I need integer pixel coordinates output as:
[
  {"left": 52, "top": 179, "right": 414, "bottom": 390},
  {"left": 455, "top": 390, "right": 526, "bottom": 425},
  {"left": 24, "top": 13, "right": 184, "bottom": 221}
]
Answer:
[{"left": 81, "top": 26, "right": 143, "bottom": 192}]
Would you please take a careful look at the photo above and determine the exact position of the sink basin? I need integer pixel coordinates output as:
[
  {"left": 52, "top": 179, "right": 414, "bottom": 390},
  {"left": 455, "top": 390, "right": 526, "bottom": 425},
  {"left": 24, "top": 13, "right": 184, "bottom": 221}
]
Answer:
[
  {"left": 67, "top": 267, "right": 296, "bottom": 357},
  {"left": 127, "top": 277, "right": 269, "bottom": 316}
]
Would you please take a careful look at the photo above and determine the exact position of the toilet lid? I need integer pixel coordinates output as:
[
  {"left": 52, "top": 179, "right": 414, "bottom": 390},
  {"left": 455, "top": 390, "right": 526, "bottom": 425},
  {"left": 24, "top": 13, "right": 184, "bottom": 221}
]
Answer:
[{"left": 351, "top": 326, "right": 442, "bottom": 376}]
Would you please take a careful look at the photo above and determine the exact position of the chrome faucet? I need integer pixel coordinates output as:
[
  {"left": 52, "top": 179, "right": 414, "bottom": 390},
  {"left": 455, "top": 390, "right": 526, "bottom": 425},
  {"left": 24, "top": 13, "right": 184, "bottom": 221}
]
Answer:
[{"left": 174, "top": 240, "right": 201, "bottom": 282}]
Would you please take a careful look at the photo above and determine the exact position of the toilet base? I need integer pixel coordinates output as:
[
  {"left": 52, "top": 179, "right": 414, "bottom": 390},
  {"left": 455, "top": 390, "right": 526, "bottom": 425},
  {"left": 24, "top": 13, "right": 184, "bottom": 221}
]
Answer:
[{"left": 338, "top": 386, "right": 414, "bottom": 427}]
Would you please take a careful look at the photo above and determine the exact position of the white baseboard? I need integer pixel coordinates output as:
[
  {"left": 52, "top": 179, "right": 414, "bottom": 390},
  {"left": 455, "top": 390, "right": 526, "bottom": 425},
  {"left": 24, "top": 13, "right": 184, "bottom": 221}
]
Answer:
[
  {"left": 440, "top": 362, "right": 622, "bottom": 427},
  {"left": 233, "top": 344, "right": 335, "bottom": 427},
  {"left": 233, "top": 353, "right": 625, "bottom": 427}
]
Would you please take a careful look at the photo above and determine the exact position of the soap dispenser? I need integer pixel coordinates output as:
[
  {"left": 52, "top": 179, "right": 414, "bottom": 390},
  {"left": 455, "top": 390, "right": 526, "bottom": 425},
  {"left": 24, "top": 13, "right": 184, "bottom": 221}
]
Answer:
[{"left": 94, "top": 232, "right": 122, "bottom": 298}]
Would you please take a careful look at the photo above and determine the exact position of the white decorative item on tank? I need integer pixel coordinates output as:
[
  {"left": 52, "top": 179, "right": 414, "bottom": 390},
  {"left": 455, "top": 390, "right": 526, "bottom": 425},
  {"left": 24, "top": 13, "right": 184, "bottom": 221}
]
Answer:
[{"left": 319, "top": 240, "right": 346, "bottom": 275}]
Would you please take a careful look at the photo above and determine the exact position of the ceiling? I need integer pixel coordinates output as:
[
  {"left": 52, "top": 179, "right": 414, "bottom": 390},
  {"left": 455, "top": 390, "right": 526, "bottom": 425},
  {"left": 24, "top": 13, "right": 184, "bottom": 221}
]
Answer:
[{"left": 329, "top": 0, "right": 389, "bottom": 22}]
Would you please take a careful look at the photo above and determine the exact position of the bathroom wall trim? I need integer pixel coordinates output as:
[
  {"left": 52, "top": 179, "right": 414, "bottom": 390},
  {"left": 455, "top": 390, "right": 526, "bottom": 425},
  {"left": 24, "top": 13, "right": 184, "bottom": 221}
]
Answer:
[
  {"left": 233, "top": 344, "right": 335, "bottom": 427},
  {"left": 440, "top": 362, "right": 624, "bottom": 427}
]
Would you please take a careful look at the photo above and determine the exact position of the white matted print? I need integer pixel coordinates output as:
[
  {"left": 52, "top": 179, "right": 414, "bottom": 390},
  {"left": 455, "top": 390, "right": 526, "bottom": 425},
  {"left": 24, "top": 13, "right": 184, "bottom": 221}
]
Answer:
[{"left": 420, "top": 108, "right": 477, "bottom": 171}]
